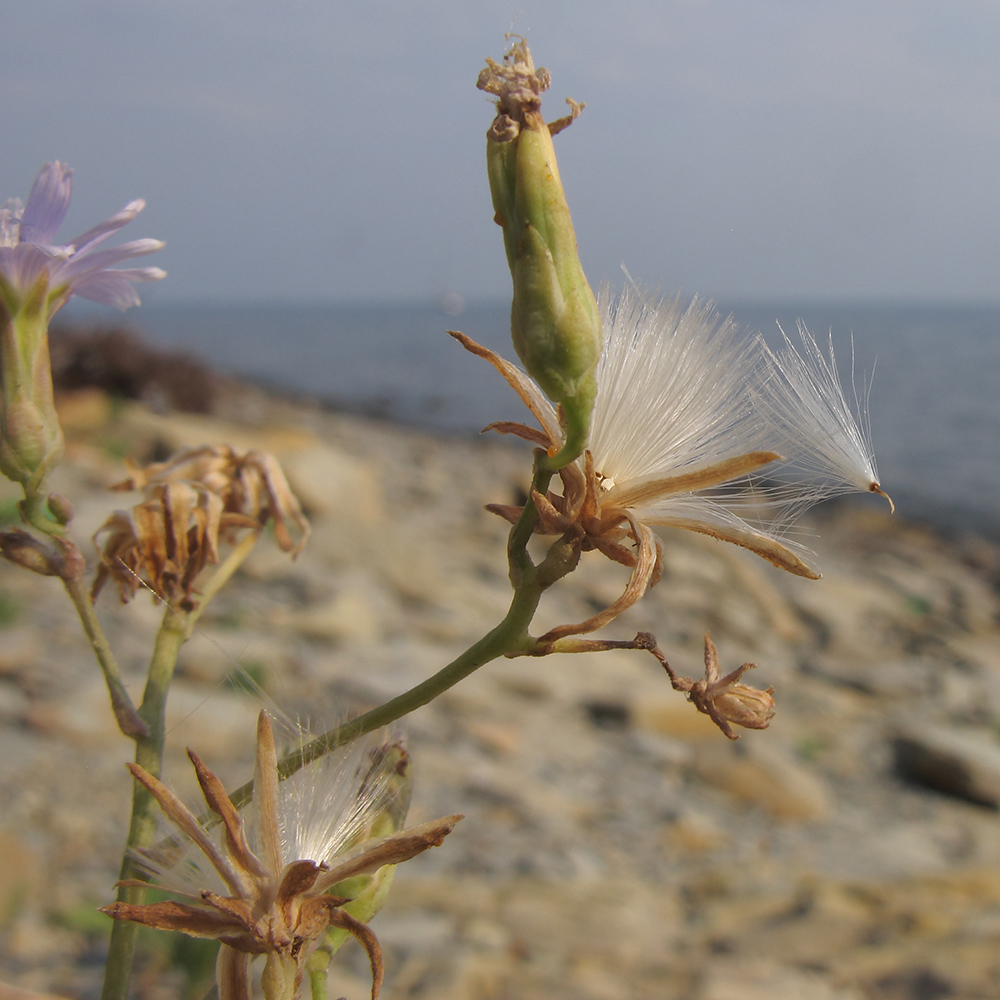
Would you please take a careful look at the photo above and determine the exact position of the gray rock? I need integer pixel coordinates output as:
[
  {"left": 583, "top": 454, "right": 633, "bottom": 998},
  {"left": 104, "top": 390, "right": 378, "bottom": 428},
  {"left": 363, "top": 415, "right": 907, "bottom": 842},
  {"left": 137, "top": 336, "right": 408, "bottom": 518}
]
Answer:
[{"left": 894, "top": 723, "right": 1000, "bottom": 806}]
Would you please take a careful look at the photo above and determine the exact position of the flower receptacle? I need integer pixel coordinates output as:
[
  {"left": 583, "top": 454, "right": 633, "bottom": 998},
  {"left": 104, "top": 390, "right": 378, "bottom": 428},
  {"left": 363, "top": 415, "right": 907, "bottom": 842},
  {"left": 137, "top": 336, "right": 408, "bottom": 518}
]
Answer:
[{"left": 0, "top": 296, "right": 64, "bottom": 502}]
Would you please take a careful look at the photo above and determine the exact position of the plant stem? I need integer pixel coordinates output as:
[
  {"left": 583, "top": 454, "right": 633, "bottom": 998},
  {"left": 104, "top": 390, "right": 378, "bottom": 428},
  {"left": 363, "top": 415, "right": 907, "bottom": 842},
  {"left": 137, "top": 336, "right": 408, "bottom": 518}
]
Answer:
[
  {"left": 229, "top": 454, "right": 561, "bottom": 810},
  {"left": 101, "top": 603, "right": 191, "bottom": 1000},
  {"left": 229, "top": 572, "right": 544, "bottom": 809},
  {"left": 306, "top": 947, "right": 332, "bottom": 1000},
  {"left": 101, "top": 531, "right": 261, "bottom": 1000},
  {"left": 61, "top": 559, "right": 147, "bottom": 739}
]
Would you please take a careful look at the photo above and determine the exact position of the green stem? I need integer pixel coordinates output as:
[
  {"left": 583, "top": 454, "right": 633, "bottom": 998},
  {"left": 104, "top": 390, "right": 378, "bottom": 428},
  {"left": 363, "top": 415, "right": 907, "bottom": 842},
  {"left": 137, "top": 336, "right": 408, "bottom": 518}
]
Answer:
[
  {"left": 20, "top": 492, "right": 65, "bottom": 537},
  {"left": 228, "top": 454, "right": 562, "bottom": 810},
  {"left": 101, "top": 532, "right": 262, "bottom": 1000},
  {"left": 229, "top": 572, "right": 544, "bottom": 809},
  {"left": 61, "top": 558, "right": 147, "bottom": 740},
  {"left": 507, "top": 453, "right": 553, "bottom": 587},
  {"left": 101, "top": 604, "right": 191, "bottom": 1000},
  {"left": 306, "top": 947, "right": 332, "bottom": 1000}
]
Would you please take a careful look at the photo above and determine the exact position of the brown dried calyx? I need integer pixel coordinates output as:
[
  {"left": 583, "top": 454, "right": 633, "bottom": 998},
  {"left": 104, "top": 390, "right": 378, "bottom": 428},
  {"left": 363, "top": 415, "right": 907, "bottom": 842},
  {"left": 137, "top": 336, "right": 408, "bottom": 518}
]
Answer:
[
  {"left": 477, "top": 36, "right": 583, "bottom": 141},
  {"left": 477, "top": 35, "right": 550, "bottom": 126},
  {"left": 650, "top": 633, "right": 776, "bottom": 740}
]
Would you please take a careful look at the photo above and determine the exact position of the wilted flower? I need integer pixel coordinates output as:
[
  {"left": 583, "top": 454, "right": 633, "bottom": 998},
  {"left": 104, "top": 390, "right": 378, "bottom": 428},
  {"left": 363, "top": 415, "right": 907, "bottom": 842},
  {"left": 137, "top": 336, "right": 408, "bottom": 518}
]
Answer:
[
  {"left": 102, "top": 712, "right": 461, "bottom": 1000},
  {"left": 454, "top": 283, "right": 889, "bottom": 640},
  {"left": 93, "top": 445, "right": 309, "bottom": 604}
]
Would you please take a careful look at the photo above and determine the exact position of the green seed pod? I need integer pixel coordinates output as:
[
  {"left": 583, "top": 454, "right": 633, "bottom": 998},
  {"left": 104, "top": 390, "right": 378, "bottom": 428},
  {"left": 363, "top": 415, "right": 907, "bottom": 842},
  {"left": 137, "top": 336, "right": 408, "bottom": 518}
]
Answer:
[{"left": 479, "top": 39, "right": 601, "bottom": 467}]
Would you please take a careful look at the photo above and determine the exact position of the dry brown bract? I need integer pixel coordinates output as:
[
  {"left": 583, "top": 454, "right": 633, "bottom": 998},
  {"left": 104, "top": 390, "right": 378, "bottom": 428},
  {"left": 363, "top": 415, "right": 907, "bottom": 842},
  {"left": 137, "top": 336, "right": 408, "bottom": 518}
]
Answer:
[
  {"left": 92, "top": 445, "right": 309, "bottom": 604},
  {"left": 102, "top": 712, "right": 461, "bottom": 1000}
]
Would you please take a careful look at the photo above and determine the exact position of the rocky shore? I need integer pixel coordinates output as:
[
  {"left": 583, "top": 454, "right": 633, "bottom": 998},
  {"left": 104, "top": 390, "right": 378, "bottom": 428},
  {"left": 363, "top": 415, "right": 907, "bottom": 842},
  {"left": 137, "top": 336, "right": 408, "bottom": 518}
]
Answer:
[{"left": 1, "top": 373, "right": 1000, "bottom": 1000}]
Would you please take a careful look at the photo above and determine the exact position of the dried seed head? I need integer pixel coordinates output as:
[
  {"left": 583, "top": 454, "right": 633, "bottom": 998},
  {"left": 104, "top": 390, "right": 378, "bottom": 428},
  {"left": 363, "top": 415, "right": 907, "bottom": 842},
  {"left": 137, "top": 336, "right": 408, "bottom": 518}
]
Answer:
[
  {"left": 114, "top": 445, "right": 309, "bottom": 555},
  {"left": 102, "top": 712, "right": 461, "bottom": 1000},
  {"left": 94, "top": 445, "right": 309, "bottom": 603},
  {"left": 651, "top": 634, "right": 776, "bottom": 740}
]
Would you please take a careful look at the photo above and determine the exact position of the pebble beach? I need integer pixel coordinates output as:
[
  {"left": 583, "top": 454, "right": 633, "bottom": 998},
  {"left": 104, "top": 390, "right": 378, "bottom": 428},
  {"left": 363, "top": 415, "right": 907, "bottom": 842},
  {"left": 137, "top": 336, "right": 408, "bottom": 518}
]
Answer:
[{"left": 2, "top": 368, "right": 1000, "bottom": 1000}]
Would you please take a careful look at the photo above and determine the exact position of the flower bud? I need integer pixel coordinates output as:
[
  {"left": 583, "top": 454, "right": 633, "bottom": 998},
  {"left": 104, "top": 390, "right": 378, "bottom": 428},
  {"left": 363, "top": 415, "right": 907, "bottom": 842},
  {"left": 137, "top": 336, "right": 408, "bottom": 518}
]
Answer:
[
  {"left": 479, "top": 39, "right": 601, "bottom": 467},
  {"left": 45, "top": 492, "right": 74, "bottom": 526},
  {"left": 0, "top": 528, "right": 60, "bottom": 576}
]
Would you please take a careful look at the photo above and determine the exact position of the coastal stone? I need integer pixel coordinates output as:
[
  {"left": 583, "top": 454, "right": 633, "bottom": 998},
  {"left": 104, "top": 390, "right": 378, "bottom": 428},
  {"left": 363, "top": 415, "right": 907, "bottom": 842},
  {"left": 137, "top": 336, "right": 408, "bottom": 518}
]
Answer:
[
  {"left": 117, "top": 402, "right": 316, "bottom": 456},
  {"left": 632, "top": 693, "right": 727, "bottom": 740},
  {"left": 280, "top": 443, "right": 384, "bottom": 522},
  {"left": 698, "top": 959, "right": 863, "bottom": 1000},
  {"left": 949, "top": 632, "right": 1000, "bottom": 673},
  {"left": 0, "top": 832, "right": 38, "bottom": 927},
  {"left": 665, "top": 809, "right": 729, "bottom": 852},
  {"left": 693, "top": 739, "right": 832, "bottom": 821},
  {"left": 7, "top": 382, "right": 1000, "bottom": 997},
  {"left": 803, "top": 653, "right": 936, "bottom": 697},
  {"left": 162, "top": 684, "right": 261, "bottom": 766},
  {"left": 25, "top": 674, "right": 133, "bottom": 748},
  {"left": 461, "top": 717, "right": 521, "bottom": 755},
  {"left": 791, "top": 574, "right": 908, "bottom": 653},
  {"left": 55, "top": 387, "right": 114, "bottom": 433},
  {"left": 278, "top": 585, "right": 384, "bottom": 643},
  {"left": 0, "top": 681, "right": 30, "bottom": 722},
  {"left": 175, "top": 627, "right": 295, "bottom": 685},
  {"left": 0, "top": 628, "right": 42, "bottom": 677},
  {"left": 893, "top": 723, "right": 1000, "bottom": 806}
]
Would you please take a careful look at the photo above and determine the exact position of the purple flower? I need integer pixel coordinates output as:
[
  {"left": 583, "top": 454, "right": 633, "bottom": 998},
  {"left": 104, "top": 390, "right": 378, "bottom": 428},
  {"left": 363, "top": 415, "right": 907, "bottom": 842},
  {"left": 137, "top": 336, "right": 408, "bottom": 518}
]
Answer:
[{"left": 0, "top": 161, "right": 165, "bottom": 313}]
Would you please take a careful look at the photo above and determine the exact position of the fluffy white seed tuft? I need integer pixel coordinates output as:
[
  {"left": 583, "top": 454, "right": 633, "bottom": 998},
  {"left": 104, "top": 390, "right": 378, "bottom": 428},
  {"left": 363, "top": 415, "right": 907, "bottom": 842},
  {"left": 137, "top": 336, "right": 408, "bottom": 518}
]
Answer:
[
  {"left": 588, "top": 285, "right": 767, "bottom": 488},
  {"left": 756, "top": 322, "right": 893, "bottom": 511}
]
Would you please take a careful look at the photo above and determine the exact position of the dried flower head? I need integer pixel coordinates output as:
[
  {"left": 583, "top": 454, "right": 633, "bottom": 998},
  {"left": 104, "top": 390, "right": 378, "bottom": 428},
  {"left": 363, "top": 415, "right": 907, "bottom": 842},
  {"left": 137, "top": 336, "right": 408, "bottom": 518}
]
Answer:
[
  {"left": 453, "top": 283, "right": 889, "bottom": 640},
  {"left": 102, "top": 712, "right": 461, "bottom": 1000},
  {"left": 115, "top": 446, "right": 309, "bottom": 553},
  {"left": 93, "top": 446, "right": 309, "bottom": 604},
  {"left": 650, "top": 633, "right": 775, "bottom": 740}
]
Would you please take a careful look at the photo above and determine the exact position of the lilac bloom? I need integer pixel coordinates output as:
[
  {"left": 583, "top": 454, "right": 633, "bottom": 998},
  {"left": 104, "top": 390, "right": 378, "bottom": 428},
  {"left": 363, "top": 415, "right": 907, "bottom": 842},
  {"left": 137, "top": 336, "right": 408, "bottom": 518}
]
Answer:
[{"left": 0, "top": 161, "right": 165, "bottom": 313}]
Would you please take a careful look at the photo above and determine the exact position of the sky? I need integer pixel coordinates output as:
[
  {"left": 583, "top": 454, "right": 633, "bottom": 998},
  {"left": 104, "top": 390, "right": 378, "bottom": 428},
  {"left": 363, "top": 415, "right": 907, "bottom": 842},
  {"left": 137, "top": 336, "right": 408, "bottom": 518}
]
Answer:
[{"left": 4, "top": 1, "right": 1000, "bottom": 305}]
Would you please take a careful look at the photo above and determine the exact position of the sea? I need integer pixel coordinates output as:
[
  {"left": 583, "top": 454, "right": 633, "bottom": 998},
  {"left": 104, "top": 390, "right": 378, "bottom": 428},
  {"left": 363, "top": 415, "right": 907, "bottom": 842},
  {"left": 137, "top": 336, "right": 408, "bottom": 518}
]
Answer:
[{"left": 59, "top": 298, "right": 1000, "bottom": 539}]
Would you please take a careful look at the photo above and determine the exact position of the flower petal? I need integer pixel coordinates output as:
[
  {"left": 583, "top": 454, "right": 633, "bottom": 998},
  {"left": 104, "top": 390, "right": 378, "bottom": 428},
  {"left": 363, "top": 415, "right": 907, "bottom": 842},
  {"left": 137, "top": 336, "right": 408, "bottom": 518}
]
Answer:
[
  {"left": 314, "top": 814, "right": 462, "bottom": 893},
  {"left": 538, "top": 511, "right": 659, "bottom": 641},
  {"left": 69, "top": 199, "right": 147, "bottom": 255},
  {"left": 18, "top": 162, "right": 73, "bottom": 245},
  {"left": 56, "top": 237, "right": 166, "bottom": 282},
  {"left": 449, "top": 330, "right": 562, "bottom": 446},
  {"left": 65, "top": 270, "right": 161, "bottom": 309}
]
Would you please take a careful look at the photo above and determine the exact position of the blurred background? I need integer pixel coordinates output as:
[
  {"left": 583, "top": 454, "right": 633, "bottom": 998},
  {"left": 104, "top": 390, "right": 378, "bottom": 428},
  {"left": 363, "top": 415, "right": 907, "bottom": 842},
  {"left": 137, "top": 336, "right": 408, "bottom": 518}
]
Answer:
[
  {"left": 4, "top": 1, "right": 1000, "bottom": 533},
  {"left": 4, "top": 6, "right": 1000, "bottom": 999}
]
